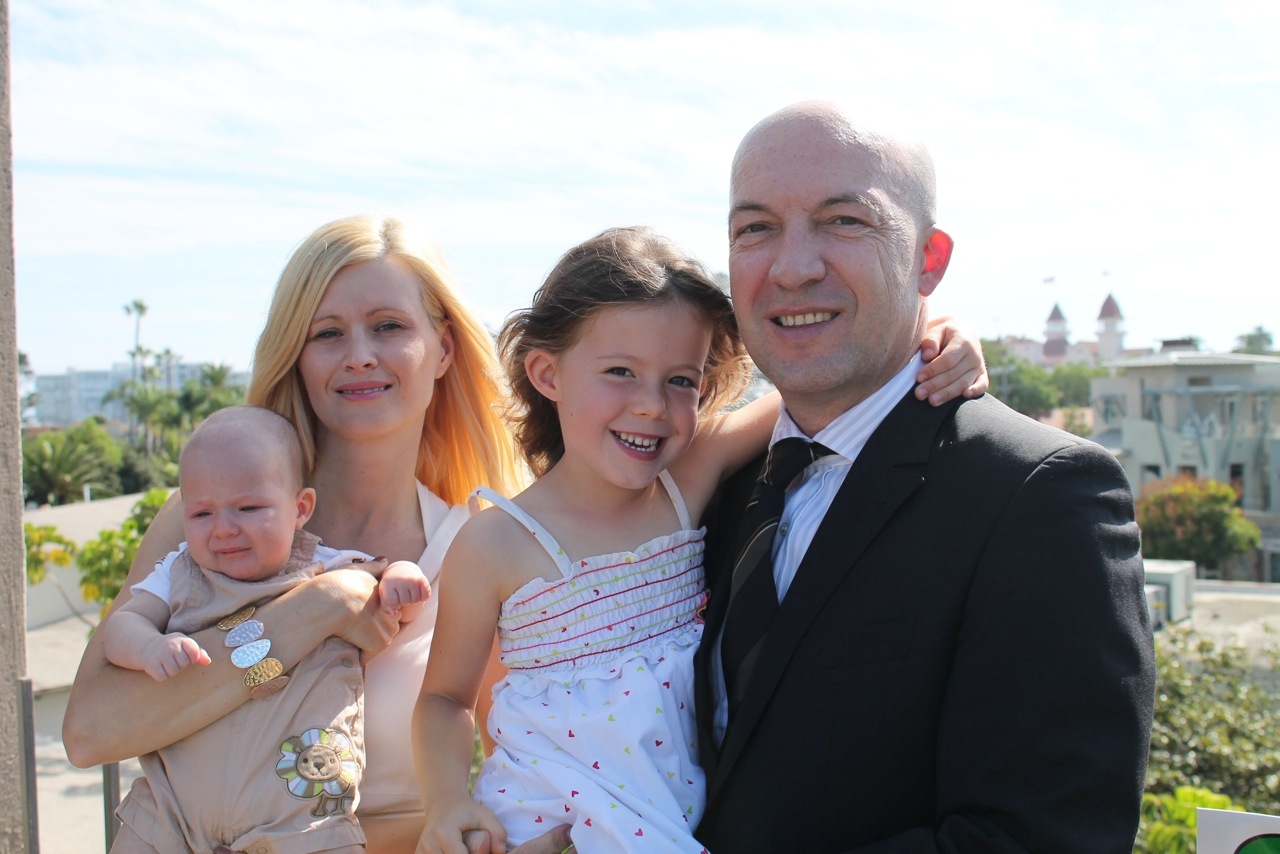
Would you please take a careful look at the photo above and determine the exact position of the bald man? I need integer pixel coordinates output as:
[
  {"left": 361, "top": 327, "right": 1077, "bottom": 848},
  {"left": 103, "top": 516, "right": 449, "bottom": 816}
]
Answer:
[{"left": 693, "top": 103, "right": 1155, "bottom": 852}]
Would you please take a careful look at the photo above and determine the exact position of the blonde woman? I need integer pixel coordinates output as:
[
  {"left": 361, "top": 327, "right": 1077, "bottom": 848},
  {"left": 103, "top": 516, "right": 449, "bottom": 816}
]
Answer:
[{"left": 63, "top": 216, "right": 544, "bottom": 853}]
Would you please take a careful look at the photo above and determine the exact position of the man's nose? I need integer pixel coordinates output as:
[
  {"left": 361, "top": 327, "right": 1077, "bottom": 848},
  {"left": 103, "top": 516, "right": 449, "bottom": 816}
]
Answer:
[{"left": 769, "top": 226, "right": 825, "bottom": 291}]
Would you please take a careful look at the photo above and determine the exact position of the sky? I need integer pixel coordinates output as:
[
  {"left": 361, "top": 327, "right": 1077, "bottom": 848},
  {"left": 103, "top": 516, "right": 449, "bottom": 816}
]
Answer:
[{"left": 10, "top": 0, "right": 1280, "bottom": 376}]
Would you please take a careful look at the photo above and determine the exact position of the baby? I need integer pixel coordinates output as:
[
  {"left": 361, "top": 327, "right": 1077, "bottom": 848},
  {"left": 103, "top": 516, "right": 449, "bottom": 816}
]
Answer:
[{"left": 103, "top": 405, "right": 428, "bottom": 853}]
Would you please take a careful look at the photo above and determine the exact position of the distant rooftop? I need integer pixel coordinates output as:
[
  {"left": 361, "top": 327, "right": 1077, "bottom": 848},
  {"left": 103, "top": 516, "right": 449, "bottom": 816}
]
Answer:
[{"left": 1115, "top": 351, "right": 1280, "bottom": 369}]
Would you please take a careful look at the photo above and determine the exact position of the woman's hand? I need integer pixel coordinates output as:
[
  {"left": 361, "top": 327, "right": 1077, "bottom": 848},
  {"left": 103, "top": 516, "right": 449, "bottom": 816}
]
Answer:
[
  {"left": 916, "top": 315, "right": 989, "bottom": 405},
  {"left": 319, "top": 563, "right": 403, "bottom": 662}
]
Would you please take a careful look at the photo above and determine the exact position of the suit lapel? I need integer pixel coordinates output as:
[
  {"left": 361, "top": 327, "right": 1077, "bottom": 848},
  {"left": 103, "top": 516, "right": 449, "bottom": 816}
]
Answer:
[{"left": 706, "top": 391, "right": 959, "bottom": 802}]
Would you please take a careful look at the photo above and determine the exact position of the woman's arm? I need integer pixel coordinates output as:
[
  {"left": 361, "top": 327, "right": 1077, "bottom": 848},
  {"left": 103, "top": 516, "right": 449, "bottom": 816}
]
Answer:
[
  {"left": 915, "top": 314, "right": 989, "bottom": 404},
  {"left": 62, "top": 495, "right": 400, "bottom": 767}
]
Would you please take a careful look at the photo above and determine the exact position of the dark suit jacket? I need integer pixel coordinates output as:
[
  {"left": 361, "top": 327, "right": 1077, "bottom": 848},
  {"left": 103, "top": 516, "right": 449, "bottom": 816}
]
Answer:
[{"left": 693, "top": 391, "right": 1155, "bottom": 853}]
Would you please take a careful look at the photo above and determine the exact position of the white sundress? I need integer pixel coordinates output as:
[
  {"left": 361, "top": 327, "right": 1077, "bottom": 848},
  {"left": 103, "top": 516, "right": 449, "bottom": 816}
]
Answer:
[{"left": 470, "top": 472, "right": 710, "bottom": 853}]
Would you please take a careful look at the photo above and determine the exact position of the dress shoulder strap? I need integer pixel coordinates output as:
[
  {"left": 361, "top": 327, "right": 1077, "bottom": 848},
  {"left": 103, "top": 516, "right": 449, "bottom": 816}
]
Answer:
[
  {"left": 468, "top": 487, "right": 574, "bottom": 578},
  {"left": 658, "top": 470, "right": 693, "bottom": 530}
]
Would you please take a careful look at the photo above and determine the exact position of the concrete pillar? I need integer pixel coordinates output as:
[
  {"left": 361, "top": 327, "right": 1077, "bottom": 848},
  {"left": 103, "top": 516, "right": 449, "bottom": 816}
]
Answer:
[{"left": 0, "top": 0, "right": 35, "bottom": 848}]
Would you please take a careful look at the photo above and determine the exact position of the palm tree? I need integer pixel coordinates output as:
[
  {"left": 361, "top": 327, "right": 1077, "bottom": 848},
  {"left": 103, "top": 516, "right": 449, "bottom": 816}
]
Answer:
[
  {"left": 123, "top": 299, "right": 148, "bottom": 382},
  {"left": 123, "top": 300, "right": 148, "bottom": 443},
  {"left": 124, "top": 384, "right": 176, "bottom": 455},
  {"left": 22, "top": 433, "right": 112, "bottom": 505},
  {"left": 155, "top": 348, "right": 180, "bottom": 392},
  {"left": 193, "top": 363, "right": 244, "bottom": 420},
  {"left": 200, "top": 362, "right": 233, "bottom": 390}
]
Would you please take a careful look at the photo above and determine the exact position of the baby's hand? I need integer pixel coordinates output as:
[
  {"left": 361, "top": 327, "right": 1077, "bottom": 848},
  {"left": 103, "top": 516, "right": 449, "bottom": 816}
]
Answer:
[
  {"left": 140, "top": 633, "right": 211, "bottom": 681},
  {"left": 379, "top": 560, "right": 431, "bottom": 619}
]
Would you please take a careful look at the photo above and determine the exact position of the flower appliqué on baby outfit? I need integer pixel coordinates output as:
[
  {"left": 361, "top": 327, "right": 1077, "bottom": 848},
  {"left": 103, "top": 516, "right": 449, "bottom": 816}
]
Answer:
[{"left": 275, "top": 727, "right": 360, "bottom": 817}]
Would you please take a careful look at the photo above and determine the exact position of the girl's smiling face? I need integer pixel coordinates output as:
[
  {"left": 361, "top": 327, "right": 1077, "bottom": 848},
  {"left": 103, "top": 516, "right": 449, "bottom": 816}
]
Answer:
[{"left": 527, "top": 300, "right": 712, "bottom": 494}]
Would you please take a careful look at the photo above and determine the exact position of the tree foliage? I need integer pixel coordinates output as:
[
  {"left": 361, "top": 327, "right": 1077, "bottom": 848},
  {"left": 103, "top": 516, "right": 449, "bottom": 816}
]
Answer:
[
  {"left": 62, "top": 417, "right": 125, "bottom": 495},
  {"left": 25, "top": 522, "right": 98, "bottom": 627},
  {"left": 1060, "top": 407, "right": 1092, "bottom": 438},
  {"left": 1234, "top": 325, "right": 1275, "bottom": 356},
  {"left": 981, "top": 340, "right": 1060, "bottom": 419},
  {"left": 18, "top": 350, "right": 36, "bottom": 421},
  {"left": 102, "top": 356, "right": 244, "bottom": 465},
  {"left": 21, "top": 430, "right": 115, "bottom": 506},
  {"left": 24, "top": 522, "right": 75, "bottom": 585},
  {"left": 1049, "top": 362, "right": 1108, "bottom": 408},
  {"left": 25, "top": 348, "right": 243, "bottom": 507},
  {"left": 1137, "top": 478, "right": 1261, "bottom": 571},
  {"left": 1146, "top": 627, "right": 1280, "bottom": 816},
  {"left": 77, "top": 488, "right": 170, "bottom": 615},
  {"left": 1135, "top": 786, "right": 1240, "bottom": 854}
]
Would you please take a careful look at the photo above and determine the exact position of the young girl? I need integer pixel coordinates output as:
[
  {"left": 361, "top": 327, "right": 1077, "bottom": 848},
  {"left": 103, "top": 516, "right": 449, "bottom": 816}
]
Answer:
[{"left": 414, "top": 227, "right": 985, "bottom": 853}]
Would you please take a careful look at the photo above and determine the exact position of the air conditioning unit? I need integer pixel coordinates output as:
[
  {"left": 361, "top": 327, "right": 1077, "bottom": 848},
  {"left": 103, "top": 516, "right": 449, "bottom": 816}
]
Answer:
[
  {"left": 1144, "top": 584, "right": 1168, "bottom": 630},
  {"left": 1143, "top": 559, "right": 1195, "bottom": 624}
]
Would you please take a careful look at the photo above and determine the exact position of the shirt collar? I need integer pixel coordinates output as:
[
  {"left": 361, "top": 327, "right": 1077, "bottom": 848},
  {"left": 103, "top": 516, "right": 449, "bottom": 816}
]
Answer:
[{"left": 771, "top": 352, "right": 924, "bottom": 463}]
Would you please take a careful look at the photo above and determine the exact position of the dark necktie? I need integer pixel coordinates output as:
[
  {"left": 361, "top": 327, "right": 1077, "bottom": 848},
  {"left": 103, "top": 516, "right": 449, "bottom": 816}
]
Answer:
[{"left": 720, "top": 437, "right": 834, "bottom": 721}]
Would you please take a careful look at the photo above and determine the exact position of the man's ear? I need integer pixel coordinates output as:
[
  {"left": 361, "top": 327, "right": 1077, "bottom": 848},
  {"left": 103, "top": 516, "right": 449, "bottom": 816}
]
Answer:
[
  {"left": 917, "top": 228, "right": 953, "bottom": 297},
  {"left": 525, "top": 349, "right": 562, "bottom": 402}
]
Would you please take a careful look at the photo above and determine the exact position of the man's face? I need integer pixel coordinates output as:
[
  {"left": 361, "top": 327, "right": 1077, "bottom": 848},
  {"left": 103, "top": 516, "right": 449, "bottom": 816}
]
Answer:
[{"left": 728, "top": 116, "right": 947, "bottom": 434}]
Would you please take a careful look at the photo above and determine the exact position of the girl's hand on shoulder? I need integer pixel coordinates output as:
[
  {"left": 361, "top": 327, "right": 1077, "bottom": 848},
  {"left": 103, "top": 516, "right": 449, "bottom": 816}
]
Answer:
[{"left": 916, "top": 315, "right": 989, "bottom": 405}]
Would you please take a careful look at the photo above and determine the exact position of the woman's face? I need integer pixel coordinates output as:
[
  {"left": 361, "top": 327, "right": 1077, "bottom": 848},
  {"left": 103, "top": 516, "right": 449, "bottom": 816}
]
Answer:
[{"left": 298, "top": 256, "right": 454, "bottom": 448}]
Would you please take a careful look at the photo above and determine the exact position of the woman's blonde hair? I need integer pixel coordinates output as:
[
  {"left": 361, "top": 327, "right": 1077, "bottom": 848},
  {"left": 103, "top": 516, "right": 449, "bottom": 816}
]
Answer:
[{"left": 247, "top": 215, "right": 524, "bottom": 504}]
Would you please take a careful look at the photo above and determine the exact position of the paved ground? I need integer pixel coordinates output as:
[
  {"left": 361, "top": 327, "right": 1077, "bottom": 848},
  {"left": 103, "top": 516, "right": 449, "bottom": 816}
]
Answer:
[
  {"left": 27, "top": 615, "right": 143, "bottom": 854},
  {"left": 1191, "top": 584, "right": 1280, "bottom": 658},
  {"left": 32, "top": 690, "right": 142, "bottom": 854}
]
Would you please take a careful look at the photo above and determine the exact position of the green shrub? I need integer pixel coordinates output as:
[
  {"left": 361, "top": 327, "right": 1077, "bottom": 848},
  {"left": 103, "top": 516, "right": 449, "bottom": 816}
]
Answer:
[
  {"left": 78, "top": 488, "right": 170, "bottom": 616},
  {"left": 1138, "top": 478, "right": 1261, "bottom": 572},
  {"left": 1136, "top": 786, "right": 1239, "bottom": 854},
  {"left": 24, "top": 522, "right": 76, "bottom": 585},
  {"left": 1147, "top": 627, "right": 1280, "bottom": 814}
]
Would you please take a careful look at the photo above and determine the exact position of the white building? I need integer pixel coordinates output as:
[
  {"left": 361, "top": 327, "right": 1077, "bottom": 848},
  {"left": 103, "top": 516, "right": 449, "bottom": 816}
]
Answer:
[
  {"left": 1091, "top": 351, "right": 1280, "bottom": 580},
  {"left": 997, "top": 294, "right": 1147, "bottom": 368},
  {"left": 34, "top": 364, "right": 133, "bottom": 426},
  {"left": 34, "top": 362, "right": 249, "bottom": 426}
]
